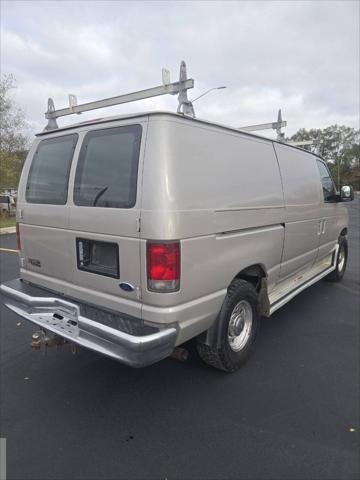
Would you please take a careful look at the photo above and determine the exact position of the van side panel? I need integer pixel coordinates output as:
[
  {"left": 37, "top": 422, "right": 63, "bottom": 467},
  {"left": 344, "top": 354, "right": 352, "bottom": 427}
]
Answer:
[
  {"left": 140, "top": 117, "right": 285, "bottom": 343},
  {"left": 142, "top": 118, "right": 284, "bottom": 213},
  {"left": 273, "top": 143, "right": 321, "bottom": 281}
]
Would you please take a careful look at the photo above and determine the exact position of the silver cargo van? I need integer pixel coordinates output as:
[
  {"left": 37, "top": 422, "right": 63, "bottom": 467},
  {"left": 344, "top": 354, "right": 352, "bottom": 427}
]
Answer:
[{"left": 0, "top": 111, "right": 353, "bottom": 372}]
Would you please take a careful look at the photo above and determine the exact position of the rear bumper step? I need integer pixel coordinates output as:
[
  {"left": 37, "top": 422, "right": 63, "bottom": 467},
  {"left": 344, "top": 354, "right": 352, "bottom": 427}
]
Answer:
[{"left": 0, "top": 279, "right": 177, "bottom": 367}]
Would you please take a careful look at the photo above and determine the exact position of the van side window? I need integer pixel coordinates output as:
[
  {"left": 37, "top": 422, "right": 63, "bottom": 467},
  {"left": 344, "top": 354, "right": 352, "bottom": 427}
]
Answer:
[
  {"left": 26, "top": 134, "right": 78, "bottom": 204},
  {"left": 316, "top": 160, "right": 337, "bottom": 202},
  {"left": 74, "top": 125, "right": 142, "bottom": 208}
]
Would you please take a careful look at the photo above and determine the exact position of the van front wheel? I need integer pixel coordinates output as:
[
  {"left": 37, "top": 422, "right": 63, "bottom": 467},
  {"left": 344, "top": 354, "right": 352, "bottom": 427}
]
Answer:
[
  {"left": 325, "top": 235, "right": 348, "bottom": 282},
  {"left": 196, "top": 279, "right": 259, "bottom": 372}
]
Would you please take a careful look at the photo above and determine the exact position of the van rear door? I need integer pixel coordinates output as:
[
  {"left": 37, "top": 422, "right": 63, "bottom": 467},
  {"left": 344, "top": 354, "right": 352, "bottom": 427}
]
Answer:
[
  {"left": 67, "top": 122, "right": 145, "bottom": 313},
  {"left": 19, "top": 120, "right": 146, "bottom": 318},
  {"left": 18, "top": 133, "right": 79, "bottom": 290}
]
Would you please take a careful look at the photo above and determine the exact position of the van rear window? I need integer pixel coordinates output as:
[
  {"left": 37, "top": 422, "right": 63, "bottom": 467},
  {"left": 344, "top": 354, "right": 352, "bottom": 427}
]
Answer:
[
  {"left": 26, "top": 134, "right": 78, "bottom": 204},
  {"left": 74, "top": 125, "right": 142, "bottom": 208}
]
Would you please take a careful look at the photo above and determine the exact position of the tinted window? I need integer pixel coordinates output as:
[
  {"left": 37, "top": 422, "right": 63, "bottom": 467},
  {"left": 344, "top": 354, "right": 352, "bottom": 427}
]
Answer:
[
  {"left": 74, "top": 125, "right": 142, "bottom": 208},
  {"left": 26, "top": 134, "right": 78, "bottom": 204},
  {"left": 317, "top": 160, "right": 337, "bottom": 202}
]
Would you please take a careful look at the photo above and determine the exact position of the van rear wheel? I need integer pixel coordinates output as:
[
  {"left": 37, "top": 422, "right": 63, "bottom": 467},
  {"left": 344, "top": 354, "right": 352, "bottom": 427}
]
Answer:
[
  {"left": 325, "top": 235, "right": 348, "bottom": 282},
  {"left": 196, "top": 279, "right": 259, "bottom": 372}
]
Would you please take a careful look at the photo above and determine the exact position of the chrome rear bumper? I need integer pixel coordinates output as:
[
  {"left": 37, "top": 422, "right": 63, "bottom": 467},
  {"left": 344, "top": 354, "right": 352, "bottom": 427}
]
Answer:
[{"left": 0, "top": 279, "right": 177, "bottom": 367}]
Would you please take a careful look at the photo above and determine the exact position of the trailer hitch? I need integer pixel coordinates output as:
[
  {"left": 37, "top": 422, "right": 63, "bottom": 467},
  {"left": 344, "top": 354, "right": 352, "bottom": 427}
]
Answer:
[
  {"left": 170, "top": 346, "right": 189, "bottom": 362},
  {"left": 31, "top": 329, "right": 67, "bottom": 350}
]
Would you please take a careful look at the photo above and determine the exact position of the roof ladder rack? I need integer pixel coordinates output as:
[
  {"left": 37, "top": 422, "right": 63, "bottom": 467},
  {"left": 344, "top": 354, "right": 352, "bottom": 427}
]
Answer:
[
  {"left": 287, "top": 138, "right": 323, "bottom": 153},
  {"left": 44, "top": 61, "right": 195, "bottom": 131},
  {"left": 238, "top": 110, "right": 323, "bottom": 152},
  {"left": 238, "top": 109, "right": 287, "bottom": 141}
]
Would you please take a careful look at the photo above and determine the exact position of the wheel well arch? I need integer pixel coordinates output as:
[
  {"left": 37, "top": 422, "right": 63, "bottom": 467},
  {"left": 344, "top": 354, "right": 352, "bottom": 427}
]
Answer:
[{"left": 232, "top": 264, "right": 267, "bottom": 292}]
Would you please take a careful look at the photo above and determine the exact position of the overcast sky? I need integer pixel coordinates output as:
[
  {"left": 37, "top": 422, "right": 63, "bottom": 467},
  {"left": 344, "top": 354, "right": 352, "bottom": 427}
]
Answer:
[{"left": 1, "top": 0, "right": 359, "bottom": 138}]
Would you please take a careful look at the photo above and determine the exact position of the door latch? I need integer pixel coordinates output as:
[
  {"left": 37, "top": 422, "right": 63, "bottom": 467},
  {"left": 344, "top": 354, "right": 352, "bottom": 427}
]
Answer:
[
  {"left": 318, "top": 220, "right": 323, "bottom": 235},
  {"left": 322, "top": 220, "right": 326, "bottom": 235},
  {"left": 318, "top": 219, "right": 327, "bottom": 235}
]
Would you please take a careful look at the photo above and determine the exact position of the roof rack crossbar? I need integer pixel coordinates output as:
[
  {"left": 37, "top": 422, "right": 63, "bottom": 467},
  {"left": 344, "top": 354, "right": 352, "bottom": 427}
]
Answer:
[
  {"left": 44, "top": 61, "right": 195, "bottom": 131},
  {"left": 238, "top": 109, "right": 325, "bottom": 150},
  {"left": 238, "top": 109, "right": 287, "bottom": 141},
  {"left": 287, "top": 139, "right": 323, "bottom": 154}
]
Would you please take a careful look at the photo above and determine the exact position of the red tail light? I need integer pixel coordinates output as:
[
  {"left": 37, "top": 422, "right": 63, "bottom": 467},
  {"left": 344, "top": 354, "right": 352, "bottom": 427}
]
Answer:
[
  {"left": 147, "top": 241, "right": 180, "bottom": 292},
  {"left": 16, "top": 223, "right": 21, "bottom": 251}
]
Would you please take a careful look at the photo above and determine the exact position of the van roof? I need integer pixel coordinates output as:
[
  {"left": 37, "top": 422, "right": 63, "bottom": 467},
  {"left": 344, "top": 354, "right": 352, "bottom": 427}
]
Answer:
[{"left": 36, "top": 110, "right": 319, "bottom": 157}]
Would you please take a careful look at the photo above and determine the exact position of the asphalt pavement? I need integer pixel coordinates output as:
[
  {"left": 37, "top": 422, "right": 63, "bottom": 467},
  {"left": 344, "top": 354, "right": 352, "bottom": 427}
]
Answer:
[{"left": 0, "top": 199, "right": 359, "bottom": 480}]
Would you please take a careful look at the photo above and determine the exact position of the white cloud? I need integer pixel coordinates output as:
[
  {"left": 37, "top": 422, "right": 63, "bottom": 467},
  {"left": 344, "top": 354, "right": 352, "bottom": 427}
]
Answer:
[{"left": 1, "top": 0, "right": 359, "bottom": 138}]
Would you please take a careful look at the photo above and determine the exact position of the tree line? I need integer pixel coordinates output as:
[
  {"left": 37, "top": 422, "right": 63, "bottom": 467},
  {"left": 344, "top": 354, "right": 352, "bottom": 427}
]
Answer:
[
  {"left": 0, "top": 75, "right": 29, "bottom": 190},
  {"left": 288, "top": 126, "right": 360, "bottom": 190},
  {"left": 0, "top": 74, "right": 359, "bottom": 191}
]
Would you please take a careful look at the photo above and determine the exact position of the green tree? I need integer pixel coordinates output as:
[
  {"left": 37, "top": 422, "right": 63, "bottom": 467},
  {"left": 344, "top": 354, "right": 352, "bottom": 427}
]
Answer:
[
  {"left": 0, "top": 74, "right": 29, "bottom": 189},
  {"left": 288, "top": 125, "right": 360, "bottom": 190}
]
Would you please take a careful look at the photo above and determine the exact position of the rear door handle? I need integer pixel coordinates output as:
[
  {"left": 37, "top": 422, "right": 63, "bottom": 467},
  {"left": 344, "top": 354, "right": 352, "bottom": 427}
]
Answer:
[
  {"left": 322, "top": 219, "right": 326, "bottom": 234},
  {"left": 318, "top": 220, "right": 323, "bottom": 235}
]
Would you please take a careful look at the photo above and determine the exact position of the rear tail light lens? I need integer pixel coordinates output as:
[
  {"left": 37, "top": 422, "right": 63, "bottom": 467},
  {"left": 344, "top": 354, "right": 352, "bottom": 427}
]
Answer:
[
  {"left": 16, "top": 223, "right": 21, "bottom": 251},
  {"left": 147, "top": 241, "right": 180, "bottom": 292}
]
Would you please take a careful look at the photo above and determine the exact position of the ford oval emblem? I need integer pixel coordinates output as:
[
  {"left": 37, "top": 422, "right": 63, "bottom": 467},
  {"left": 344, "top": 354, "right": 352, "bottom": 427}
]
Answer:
[{"left": 119, "top": 282, "right": 134, "bottom": 292}]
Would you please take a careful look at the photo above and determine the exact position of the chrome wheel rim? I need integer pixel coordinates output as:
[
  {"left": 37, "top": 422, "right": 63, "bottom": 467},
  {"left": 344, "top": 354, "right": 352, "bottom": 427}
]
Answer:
[
  {"left": 338, "top": 246, "right": 345, "bottom": 271},
  {"left": 228, "top": 300, "right": 253, "bottom": 352}
]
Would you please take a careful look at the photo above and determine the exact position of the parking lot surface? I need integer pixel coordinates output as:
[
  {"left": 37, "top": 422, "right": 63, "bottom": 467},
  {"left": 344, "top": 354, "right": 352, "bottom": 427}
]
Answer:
[{"left": 0, "top": 199, "right": 359, "bottom": 480}]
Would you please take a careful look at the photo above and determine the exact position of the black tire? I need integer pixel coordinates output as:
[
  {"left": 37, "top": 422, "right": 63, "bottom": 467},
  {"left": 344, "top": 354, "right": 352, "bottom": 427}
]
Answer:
[
  {"left": 325, "top": 235, "right": 348, "bottom": 282},
  {"left": 196, "top": 279, "right": 259, "bottom": 372}
]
